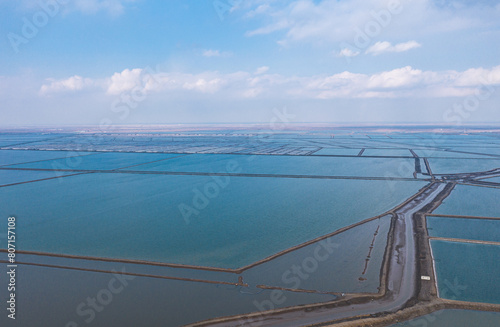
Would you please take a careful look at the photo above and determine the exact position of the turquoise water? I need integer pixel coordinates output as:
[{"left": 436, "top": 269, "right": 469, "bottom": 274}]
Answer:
[
  {"left": 8, "top": 152, "right": 181, "bottom": 170},
  {"left": 427, "top": 216, "right": 500, "bottom": 242},
  {"left": 434, "top": 185, "right": 500, "bottom": 217},
  {"left": 131, "top": 153, "right": 421, "bottom": 179},
  {"left": 391, "top": 309, "right": 500, "bottom": 326},
  {"left": 431, "top": 240, "right": 500, "bottom": 304},
  {"left": 243, "top": 216, "right": 391, "bottom": 294},
  {"left": 427, "top": 158, "right": 500, "bottom": 174},
  {"left": 0, "top": 172, "right": 425, "bottom": 268}
]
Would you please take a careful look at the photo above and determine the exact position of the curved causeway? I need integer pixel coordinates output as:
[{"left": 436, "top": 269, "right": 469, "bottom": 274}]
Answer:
[{"left": 196, "top": 182, "right": 448, "bottom": 327}]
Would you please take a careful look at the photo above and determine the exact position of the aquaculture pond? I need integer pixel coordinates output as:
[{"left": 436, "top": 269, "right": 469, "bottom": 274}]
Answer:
[{"left": 431, "top": 240, "right": 500, "bottom": 304}]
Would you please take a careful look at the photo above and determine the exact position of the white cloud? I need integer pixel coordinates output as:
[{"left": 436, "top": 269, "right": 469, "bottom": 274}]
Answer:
[
  {"left": 367, "top": 66, "right": 426, "bottom": 88},
  {"left": 202, "top": 49, "right": 233, "bottom": 58},
  {"left": 39, "top": 65, "right": 500, "bottom": 100},
  {"left": 365, "top": 40, "right": 421, "bottom": 55},
  {"left": 255, "top": 66, "right": 270, "bottom": 75},
  {"left": 337, "top": 48, "right": 360, "bottom": 57},
  {"left": 40, "top": 75, "right": 95, "bottom": 95},
  {"left": 454, "top": 66, "right": 500, "bottom": 86},
  {"left": 182, "top": 77, "right": 225, "bottom": 93},
  {"left": 106, "top": 68, "right": 144, "bottom": 95},
  {"left": 106, "top": 69, "right": 233, "bottom": 95}
]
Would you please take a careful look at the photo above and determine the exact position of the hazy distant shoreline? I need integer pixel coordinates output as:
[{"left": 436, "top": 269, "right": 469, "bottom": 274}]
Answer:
[{"left": 2, "top": 124, "right": 500, "bottom": 134}]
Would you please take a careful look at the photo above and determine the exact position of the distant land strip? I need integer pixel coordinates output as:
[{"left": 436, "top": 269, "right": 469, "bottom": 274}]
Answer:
[
  {"left": 0, "top": 172, "right": 92, "bottom": 188},
  {"left": 0, "top": 260, "right": 246, "bottom": 287},
  {"left": 0, "top": 249, "right": 239, "bottom": 273},
  {"left": 0, "top": 148, "right": 417, "bottom": 159},
  {"left": 0, "top": 152, "right": 97, "bottom": 168},
  {"left": 256, "top": 285, "right": 342, "bottom": 296},
  {"left": 3, "top": 147, "right": 500, "bottom": 159},
  {"left": 0, "top": 135, "right": 71, "bottom": 148},
  {"left": 0, "top": 167, "right": 426, "bottom": 182},
  {"left": 429, "top": 237, "right": 500, "bottom": 246},
  {"left": 426, "top": 214, "right": 500, "bottom": 220},
  {"left": 456, "top": 182, "right": 500, "bottom": 189},
  {"left": 475, "top": 174, "right": 500, "bottom": 180}
]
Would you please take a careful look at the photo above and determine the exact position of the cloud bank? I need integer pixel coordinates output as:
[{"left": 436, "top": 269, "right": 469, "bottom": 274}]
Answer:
[{"left": 39, "top": 65, "right": 500, "bottom": 100}]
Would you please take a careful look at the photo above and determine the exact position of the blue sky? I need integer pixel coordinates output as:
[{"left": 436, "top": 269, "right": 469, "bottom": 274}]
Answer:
[{"left": 1, "top": 0, "right": 500, "bottom": 125}]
